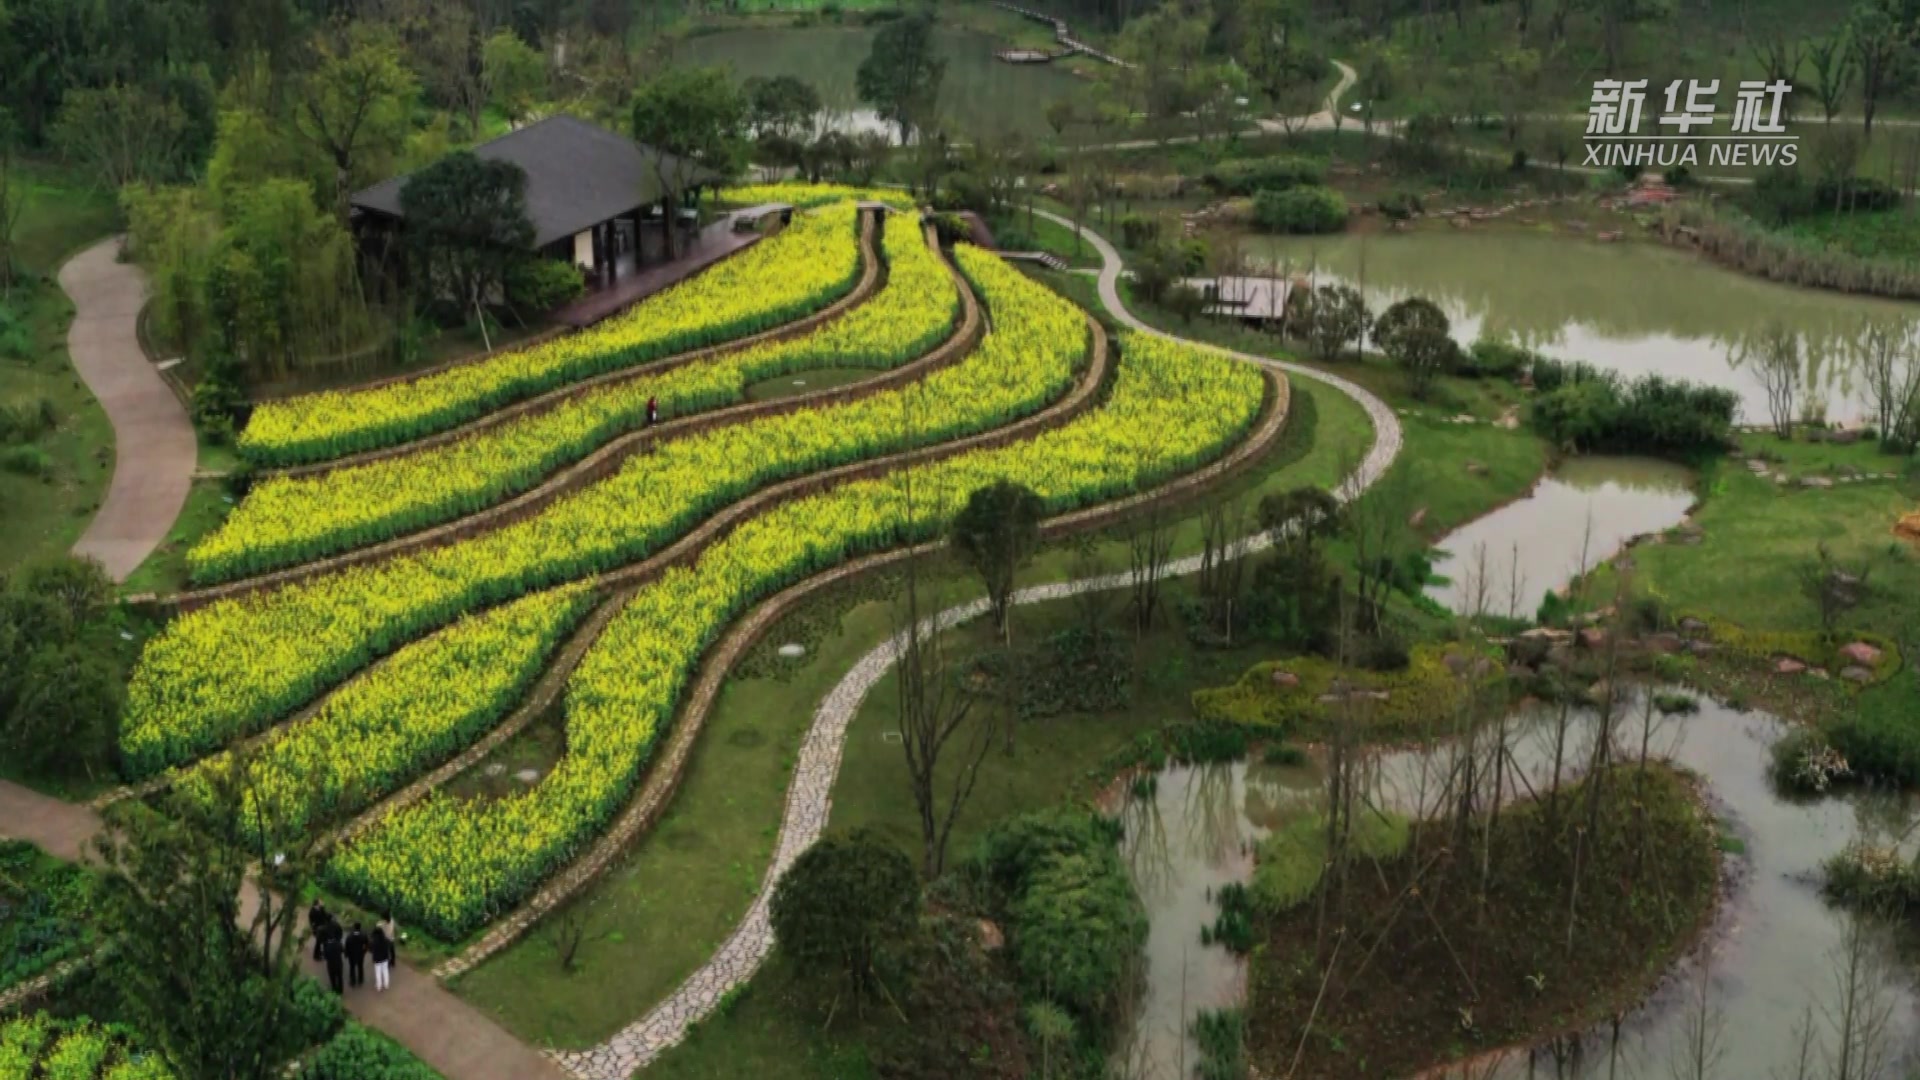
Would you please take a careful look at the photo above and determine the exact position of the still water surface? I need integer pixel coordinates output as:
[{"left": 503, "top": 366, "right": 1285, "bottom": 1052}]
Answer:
[
  {"left": 1118, "top": 693, "right": 1920, "bottom": 1079},
  {"left": 1255, "top": 231, "right": 1920, "bottom": 425},
  {"left": 676, "top": 26, "right": 1082, "bottom": 140},
  {"left": 1426, "top": 456, "right": 1697, "bottom": 617}
]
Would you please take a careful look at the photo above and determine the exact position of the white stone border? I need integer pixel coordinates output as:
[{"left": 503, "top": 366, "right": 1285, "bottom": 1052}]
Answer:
[{"left": 553, "top": 216, "right": 1404, "bottom": 1078}]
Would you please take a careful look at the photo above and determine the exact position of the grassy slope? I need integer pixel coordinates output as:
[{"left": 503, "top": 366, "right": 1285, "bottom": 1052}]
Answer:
[{"left": 0, "top": 164, "right": 121, "bottom": 573}]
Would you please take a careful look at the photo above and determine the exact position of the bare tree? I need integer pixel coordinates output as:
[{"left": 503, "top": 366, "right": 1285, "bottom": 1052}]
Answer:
[
  {"left": 1822, "top": 912, "right": 1900, "bottom": 1080},
  {"left": 1859, "top": 319, "right": 1920, "bottom": 449},
  {"left": 0, "top": 113, "right": 25, "bottom": 297},
  {"left": 548, "top": 899, "right": 614, "bottom": 972},
  {"left": 1752, "top": 323, "right": 1802, "bottom": 439},
  {"left": 1343, "top": 455, "right": 1414, "bottom": 633},
  {"left": 1804, "top": 33, "right": 1856, "bottom": 126},
  {"left": 1668, "top": 959, "right": 1726, "bottom": 1080},
  {"left": 1126, "top": 499, "right": 1175, "bottom": 635}
]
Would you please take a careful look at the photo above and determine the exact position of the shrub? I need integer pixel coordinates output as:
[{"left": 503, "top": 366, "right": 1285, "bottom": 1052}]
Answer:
[
  {"left": 1203, "top": 155, "right": 1325, "bottom": 195},
  {"left": 1529, "top": 365, "right": 1736, "bottom": 456},
  {"left": 1377, "top": 190, "right": 1423, "bottom": 221},
  {"left": 503, "top": 257, "right": 585, "bottom": 314},
  {"left": 1769, "top": 726, "right": 1852, "bottom": 794},
  {"left": 1252, "top": 185, "right": 1348, "bottom": 234},
  {"left": 1202, "top": 883, "right": 1255, "bottom": 954},
  {"left": 1118, "top": 212, "right": 1159, "bottom": 249},
  {"left": 770, "top": 829, "right": 920, "bottom": 1000},
  {"left": 1463, "top": 339, "right": 1536, "bottom": 380},
  {"left": 0, "top": 397, "right": 56, "bottom": 443},
  {"left": 1192, "top": 644, "right": 1502, "bottom": 739},
  {"left": 286, "top": 975, "right": 348, "bottom": 1049},
  {"left": 975, "top": 810, "right": 1144, "bottom": 1025},
  {"left": 0, "top": 445, "right": 51, "bottom": 477},
  {"left": 1823, "top": 844, "right": 1918, "bottom": 914},
  {"left": 1253, "top": 809, "right": 1408, "bottom": 912},
  {"left": 306, "top": 1024, "right": 441, "bottom": 1080},
  {"left": 1286, "top": 283, "right": 1370, "bottom": 362},
  {"left": 1374, "top": 297, "right": 1456, "bottom": 398}
]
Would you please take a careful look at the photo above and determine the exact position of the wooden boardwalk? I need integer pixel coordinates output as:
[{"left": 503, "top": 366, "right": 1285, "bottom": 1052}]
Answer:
[{"left": 553, "top": 214, "right": 765, "bottom": 329}]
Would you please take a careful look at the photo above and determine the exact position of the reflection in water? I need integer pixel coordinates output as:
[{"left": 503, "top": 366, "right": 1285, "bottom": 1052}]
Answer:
[
  {"left": 1426, "top": 456, "right": 1696, "bottom": 617},
  {"left": 676, "top": 27, "right": 1081, "bottom": 141},
  {"left": 1121, "top": 691, "right": 1920, "bottom": 1079},
  {"left": 1254, "top": 231, "right": 1920, "bottom": 424}
]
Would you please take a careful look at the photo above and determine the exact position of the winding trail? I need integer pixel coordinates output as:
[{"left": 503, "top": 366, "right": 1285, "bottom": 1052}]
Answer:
[
  {"left": 58, "top": 238, "right": 195, "bottom": 582},
  {"left": 560, "top": 219, "right": 1404, "bottom": 1077}
]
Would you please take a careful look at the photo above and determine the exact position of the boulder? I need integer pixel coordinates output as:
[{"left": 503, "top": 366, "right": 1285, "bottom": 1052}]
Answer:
[
  {"left": 1270, "top": 670, "right": 1301, "bottom": 689},
  {"left": 1842, "top": 665, "right": 1875, "bottom": 684},
  {"left": 976, "top": 919, "right": 1005, "bottom": 951},
  {"left": 1840, "top": 641, "right": 1883, "bottom": 667},
  {"left": 1645, "top": 632, "right": 1684, "bottom": 654},
  {"left": 1578, "top": 627, "right": 1608, "bottom": 650},
  {"left": 1679, "top": 616, "right": 1710, "bottom": 636},
  {"left": 1775, "top": 657, "right": 1807, "bottom": 675},
  {"left": 1799, "top": 476, "right": 1834, "bottom": 489}
]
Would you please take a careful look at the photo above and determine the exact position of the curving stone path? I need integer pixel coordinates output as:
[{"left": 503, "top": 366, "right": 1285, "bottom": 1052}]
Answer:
[
  {"left": 59, "top": 238, "right": 196, "bottom": 582},
  {"left": 556, "top": 218, "right": 1404, "bottom": 1078}
]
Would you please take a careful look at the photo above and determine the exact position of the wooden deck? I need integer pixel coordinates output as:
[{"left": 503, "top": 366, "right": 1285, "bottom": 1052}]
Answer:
[{"left": 552, "top": 212, "right": 773, "bottom": 329}]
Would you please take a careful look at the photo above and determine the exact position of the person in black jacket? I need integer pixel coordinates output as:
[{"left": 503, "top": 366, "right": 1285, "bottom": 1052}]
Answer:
[
  {"left": 344, "top": 923, "right": 369, "bottom": 988},
  {"left": 369, "top": 926, "right": 394, "bottom": 992},
  {"left": 308, "top": 900, "right": 329, "bottom": 961},
  {"left": 321, "top": 923, "right": 346, "bottom": 994}
]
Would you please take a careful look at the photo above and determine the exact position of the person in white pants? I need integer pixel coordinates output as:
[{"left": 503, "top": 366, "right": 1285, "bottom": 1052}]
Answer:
[{"left": 370, "top": 925, "right": 394, "bottom": 991}]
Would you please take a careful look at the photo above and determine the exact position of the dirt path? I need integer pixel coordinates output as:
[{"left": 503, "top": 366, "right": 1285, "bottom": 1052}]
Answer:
[
  {"left": 58, "top": 239, "right": 196, "bottom": 582},
  {"left": 0, "top": 778, "right": 569, "bottom": 1080}
]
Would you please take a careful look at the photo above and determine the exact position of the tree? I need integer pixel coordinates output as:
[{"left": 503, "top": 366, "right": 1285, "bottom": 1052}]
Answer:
[
  {"left": 770, "top": 829, "right": 919, "bottom": 1006},
  {"left": 93, "top": 757, "right": 324, "bottom": 1080},
  {"left": 1846, "top": 0, "right": 1917, "bottom": 138},
  {"left": 482, "top": 28, "right": 546, "bottom": 130},
  {"left": 1288, "top": 283, "right": 1371, "bottom": 361},
  {"left": 1374, "top": 297, "right": 1456, "bottom": 399},
  {"left": 951, "top": 480, "right": 1044, "bottom": 644},
  {"left": 1805, "top": 32, "right": 1857, "bottom": 126},
  {"left": 1859, "top": 319, "right": 1920, "bottom": 451},
  {"left": 1490, "top": 47, "right": 1542, "bottom": 146},
  {"left": 293, "top": 23, "right": 418, "bottom": 216},
  {"left": 50, "top": 84, "right": 187, "bottom": 190},
  {"left": 0, "top": 556, "right": 121, "bottom": 781},
  {"left": 400, "top": 150, "right": 534, "bottom": 321},
  {"left": 631, "top": 66, "right": 746, "bottom": 259},
  {"left": 856, "top": 10, "right": 946, "bottom": 145},
  {"left": 1752, "top": 322, "right": 1802, "bottom": 439},
  {"left": 745, "top": 74, "right": 821, "bottom": 142},
  {"left": 0, "top": 110, "right": 26, "bottom": 295}
]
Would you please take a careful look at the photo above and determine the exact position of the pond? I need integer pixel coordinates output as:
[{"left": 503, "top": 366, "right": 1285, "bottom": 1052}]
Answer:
[
  {"left": 1426, "top": 456, "right": 1697, "bottom": 618},
  {"left": 674, "top": 26, "right": 1083, "bottom": 141},
  {"left": 1116, "top": 692, "right": 1920, "bottom": 1079},
  {"left": 1252, "top": 231, "right": 1920, "bottom": 426}
]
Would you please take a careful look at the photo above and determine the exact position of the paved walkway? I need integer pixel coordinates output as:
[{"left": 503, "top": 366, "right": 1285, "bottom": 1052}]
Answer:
[
  {"left": 59, "top": 238, "right": 196, "bottom": 582},
  {"left": 558, "top": 216, "right": 1406, "bottom": 1077},
  {"left": 0, "top": 779, "right": 568, "bottom": 1080}
]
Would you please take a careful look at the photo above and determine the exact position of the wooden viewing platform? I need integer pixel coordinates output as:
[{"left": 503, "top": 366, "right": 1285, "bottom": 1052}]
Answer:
[{"left": 989, "top": 2, "right": 1131, "bottom": 67}]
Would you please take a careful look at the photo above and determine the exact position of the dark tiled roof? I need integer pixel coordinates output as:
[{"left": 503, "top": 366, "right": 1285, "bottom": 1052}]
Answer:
[{"left": 349, "top": 115, "right": 721, "bottom": 248}]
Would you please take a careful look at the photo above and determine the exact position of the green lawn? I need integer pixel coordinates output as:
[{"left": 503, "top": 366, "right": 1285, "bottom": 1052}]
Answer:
[
  {"left": 1781, "top": 208, "right": 1920, "bottom": 268},
  {"left": 986, "top": 210, "right": 1106, "bottom": 269},
  {"left": 120, "top": 476, "right": 237, "bottom": 596},
  {"left": 1587, "top": 433, "right": 1920, "bottom": 636},
  {"left": 0, "top": 162, "right": 122, "bottom": 573},
  {"left": 744, "top": 365, "right": 874, "bottom": 402}
]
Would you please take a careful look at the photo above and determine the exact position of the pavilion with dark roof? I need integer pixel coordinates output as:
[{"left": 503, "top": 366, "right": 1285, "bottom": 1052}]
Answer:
[{"left": 349, "top": 114, "right": 724, "bottom": 291}]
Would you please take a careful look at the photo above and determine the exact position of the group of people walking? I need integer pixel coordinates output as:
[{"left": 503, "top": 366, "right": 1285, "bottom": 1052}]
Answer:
[{"left": 308, "top": 899, "right": 397, "bottom": 995}]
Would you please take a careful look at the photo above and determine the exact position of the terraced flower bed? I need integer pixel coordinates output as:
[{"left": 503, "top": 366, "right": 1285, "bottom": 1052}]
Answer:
[
  {"left": 121, "top": 247, "right": 1082, "bottom": 777},
  {"left": 328, "top": 328, "right": 1266, "bottom": 940},
  {"left": 190, "top": 215, "right": 959, "bottom": 584},
  {"left": 720, "top": 183, "right": 916, "bottom": 210},
  {"left": 237, "top": 203, "right": 864, "bottom": 468}
]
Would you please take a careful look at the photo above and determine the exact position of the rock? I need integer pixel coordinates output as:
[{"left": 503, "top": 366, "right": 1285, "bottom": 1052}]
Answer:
[
  {"left": 484, "top": 763, "right": 506, "bottom": 777},
  {"left": 1773, "top": 474, "right": 1790, "bottom": 485},
  {"left": 1520, "top": 627, "right": 1573, "bottom": 643},
  {"left": 1799, "top": 476, "right": 1834, "bottom": 489},
  {"left": 1775, "top": 657, "right": 1807, "bottom": 675},
  {"left": 1465, "top": 460, "right": 1489, "bottom": 475},
  {"left": 1645, "top": 632, "right": 1683, "bottom": 654},
  {"left": 1746, "top": 459, "right": 1769, "bottom": 473},
  {"left": 1840, "top": 641, "right": 1883, "bottom": 666},
  {"left": 1679, "top": 616, "right": 1710, "bottom": 636},
  {"left": 1597, "top": 230, "right": 1622, "bottom": 242},
  {"left": 1842, "top": 665, "right": 1875, "bottom": 684},
  {"left": 1809, "top": 667, "right": 1830, "bottom": 680},
  {"left": 1830, "top": 428, "right": 1862, "bottom": 444},
  {"left": 777, "top": 642, "right": 807, "bottom": 658},
  {"left": 1676, "top": 520, "right": 1704, "bottom": 537},
  {"left": 976, "top": 919, "right": 1005, "bottom": 951},
  {"left": 1408, "top": 507, "right": 1428, "bottom": 528},
  {"left": 1270, "top": 670, "right": 1301, "bottom": 688},
  {"left": 1587, "top": 679, "right": 1613, "bottom": 704},
  {"left": 1578, "top": 627, "right": 1608, "bottom": 650},
  {"left": 515, "top": 768, "right": 541, "bottom": 783},
  {"left": 1687, "top": 640, "right": 1717, "bottom": 656}
]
